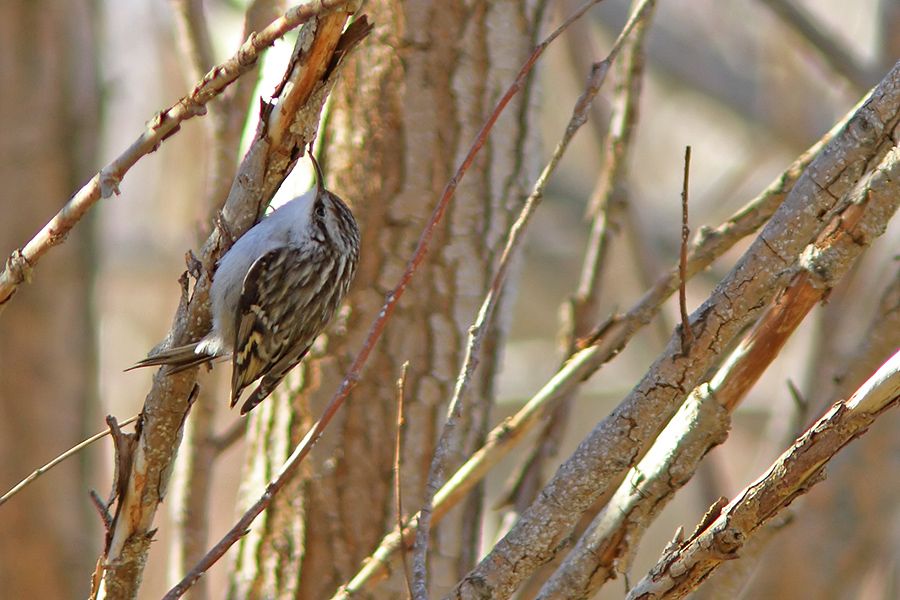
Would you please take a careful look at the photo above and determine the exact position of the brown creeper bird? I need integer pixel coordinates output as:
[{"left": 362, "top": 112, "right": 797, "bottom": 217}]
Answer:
[{"left": 132, "top": 153, "right": 360, "bottom": 415}]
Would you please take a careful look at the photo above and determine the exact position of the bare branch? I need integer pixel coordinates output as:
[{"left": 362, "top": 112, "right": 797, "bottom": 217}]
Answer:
[
  {"left": 679, "top": 145, "right": 694, "bottom": 350},
  {"left": 449, "top": 61, "right": 900, "bottom": 600},
  {"left": 210, "top": 419, "right": 248, "bottom": 456},
  {"left": 627, "top": 348, "right": 900, "bottom": 600},
  {"left": 171, "top": 0, "right": 216, "bottom": 86},
  {"left": 204, "top": 0, "right": 286, "bottom": 227},
  {"left": 395, "top": 362, "right": 413, "bottom": 600},
  {"left": 0, "top": 0, "right": 355, "bottom": 312},
  {"left": 759, "top": 0, "right": 878, "bottom": 92},
  {"left": 0, "top": 415, "right": 139, "bottom": 508},
  {"left": 536, "top": 143, "right": 900, "bottom": 600}
]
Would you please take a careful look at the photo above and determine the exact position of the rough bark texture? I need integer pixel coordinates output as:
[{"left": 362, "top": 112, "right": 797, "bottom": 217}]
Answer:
[
  {"left": 228, "top": 2, "right": 543, "bottom": 598},
  {"left": 0, "top": 1, "right": 100, "bottom": 597},
  {"left": 746, "top": 267, "right": 900, "bottom": 597}
]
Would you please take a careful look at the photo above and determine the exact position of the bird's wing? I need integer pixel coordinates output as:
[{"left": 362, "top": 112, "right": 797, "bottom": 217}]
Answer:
[{"left": 230, "top": 245, "right": 330, "bottom": 407}]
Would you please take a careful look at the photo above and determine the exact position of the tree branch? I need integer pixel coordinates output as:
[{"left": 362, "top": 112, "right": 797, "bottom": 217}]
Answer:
[
  {"left": 627, "top": 348, "right": 900, "bottom": 600},
  {"left": 0, "top": 415, "right": 139, "bottom": 508},
  {"left": 448, "top": 61, "right": 900, "bottom": 600},
  {"left": 536, "top": 143, "right": 900, "bottom": 600},
  {"left": 759, "top": 0, "right": 879, "bottom": 92}
]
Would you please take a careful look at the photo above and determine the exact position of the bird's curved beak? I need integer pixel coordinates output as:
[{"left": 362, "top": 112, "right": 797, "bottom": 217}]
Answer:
[{"left": 310, "top": 151, "right": 326, "bottom": 197}]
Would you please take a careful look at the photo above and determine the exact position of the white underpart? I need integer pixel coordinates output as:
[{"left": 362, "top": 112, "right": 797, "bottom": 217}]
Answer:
[{"left": 196, "top": 189, "right": 316, "bottom": 356}]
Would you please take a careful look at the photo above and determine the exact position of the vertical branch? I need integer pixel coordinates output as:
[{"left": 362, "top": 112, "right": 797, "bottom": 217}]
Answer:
[
  {"left": 165, "top": 4, "right": 283, "bottom": 596},
  {"left": 205, "top": 0, "right": 286, "bottom": 226},
  {"left": 395, "top": 363, "right": 413, "bottom": 600},
  {"left": 94, "top": 5, "right": 363, "bottom": 599},
  {"left": 679, "top": 145, "right": 693, "bottom": 349},
  {"left": 171, "top": 0, "right": 216, "bottom": 86}
]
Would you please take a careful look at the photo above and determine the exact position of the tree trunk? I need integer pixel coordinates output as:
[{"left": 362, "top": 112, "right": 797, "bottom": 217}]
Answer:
[
  {"left": 228, "top": 2, "right": 544, "bottom": 598},
  {"left": 0, "top": 1, "right": 100, "bottom": 597}
]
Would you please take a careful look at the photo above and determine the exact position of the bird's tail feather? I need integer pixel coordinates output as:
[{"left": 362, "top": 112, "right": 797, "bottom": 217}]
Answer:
[
  {"left": 126, "top": 342, "right": 213, "bottom": 373},
  {"left": 237, "top": 374, "right": 286, "bottom": 415}
]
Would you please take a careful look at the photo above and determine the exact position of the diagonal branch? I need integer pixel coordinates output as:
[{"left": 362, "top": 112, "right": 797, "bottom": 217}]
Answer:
[
  {"left": 627, "top": 348, "right": 900, "bottom": 600},
  {"left": 537, "top": 143, "right": 900, "bottom": 600},
  {"left": 0, "top": 0, "right": 355, "bottom": 313},
  {"left": 759, "top": 0, "right": 879, "bottom": 92},
  {"left": 448, "top": 61, "right": 900, "bottom": 600}
]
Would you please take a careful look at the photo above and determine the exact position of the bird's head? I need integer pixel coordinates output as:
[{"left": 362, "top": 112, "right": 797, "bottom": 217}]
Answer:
[{"left": 305, "top": 152, "right": 360, "bottom": 256}]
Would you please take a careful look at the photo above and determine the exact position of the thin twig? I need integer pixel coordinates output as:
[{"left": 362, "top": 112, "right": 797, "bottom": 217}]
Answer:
[
  {"left": 679, "top": 145, "right": 694, "bottom": 350},
  {"left": 410, "top": 1, "right": 650, "bottom": 593},
  {"left": 0, "top": 415, "right": 140, "bottom": 508},
  {"left": 89, "top": 489, "right": 114, "bottom": 532},
  {"left": 0, "top": 0, "right": 355, "bottom": 312},
  {"left": 395, "top": 362, "right": 413, "bottom": 600},
  {"left": 164, "top": 2, "right": 599, "bottom": 596}
]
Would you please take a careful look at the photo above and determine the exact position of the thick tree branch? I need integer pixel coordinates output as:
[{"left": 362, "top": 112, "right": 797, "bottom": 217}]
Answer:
[
  {"left": 627, "top": 348, "right": 900, "bottom": 600},
  {"left": 537, "top": 143, "right": 900, "bottom": 599}
]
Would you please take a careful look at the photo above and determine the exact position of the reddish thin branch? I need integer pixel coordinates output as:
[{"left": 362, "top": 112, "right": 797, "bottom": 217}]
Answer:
[{"left": 0, "top": 0, "right": 355, "bottom": 312}]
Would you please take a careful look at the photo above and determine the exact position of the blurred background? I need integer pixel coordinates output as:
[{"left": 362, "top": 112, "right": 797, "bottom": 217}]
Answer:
[{"left": 0, "top": 0, "right": 897, "bottom": 597}]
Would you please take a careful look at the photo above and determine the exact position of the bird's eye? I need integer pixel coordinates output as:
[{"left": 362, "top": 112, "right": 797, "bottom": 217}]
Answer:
[{"left": 315, "top": 202, "right": 326, "bottom": 219}]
